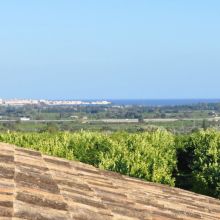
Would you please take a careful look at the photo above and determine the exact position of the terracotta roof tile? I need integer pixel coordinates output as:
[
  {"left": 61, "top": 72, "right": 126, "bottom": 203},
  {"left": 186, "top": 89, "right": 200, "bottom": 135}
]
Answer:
[{"left": 0, "top": 142, "right": 220, "bottom": 220}]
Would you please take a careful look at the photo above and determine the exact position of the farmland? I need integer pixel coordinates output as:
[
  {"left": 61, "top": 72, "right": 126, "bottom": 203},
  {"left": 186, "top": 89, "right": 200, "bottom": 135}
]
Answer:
[{"left": 0, "top": 102, "right": 220, "bottom": 133}]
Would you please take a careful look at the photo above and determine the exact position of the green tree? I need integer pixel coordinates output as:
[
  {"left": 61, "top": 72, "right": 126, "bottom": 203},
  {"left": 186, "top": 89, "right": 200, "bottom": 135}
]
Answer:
[{"left": 189, "top": 130, "right": 220, "bottom": 198}]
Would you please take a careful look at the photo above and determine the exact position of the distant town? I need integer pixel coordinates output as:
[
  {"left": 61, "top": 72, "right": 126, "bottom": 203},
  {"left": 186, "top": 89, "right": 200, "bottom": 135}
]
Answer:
[{"left": 0, "top": 99, "right": 111, "bottom": 106}]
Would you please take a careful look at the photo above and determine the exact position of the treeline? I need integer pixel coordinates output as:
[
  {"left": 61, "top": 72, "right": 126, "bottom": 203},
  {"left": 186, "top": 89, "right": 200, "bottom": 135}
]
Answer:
[
  {"left": 0, "top": 129, "right": 220, "bottom": 199},
  {"left": 1, "top": 102, "right": 220, "bottom": 120}
]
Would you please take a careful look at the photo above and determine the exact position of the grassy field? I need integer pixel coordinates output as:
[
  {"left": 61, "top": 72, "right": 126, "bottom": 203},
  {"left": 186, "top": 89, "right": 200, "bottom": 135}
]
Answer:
[{"left": 0, "top": 118, "right": 219, "bottom": 133}]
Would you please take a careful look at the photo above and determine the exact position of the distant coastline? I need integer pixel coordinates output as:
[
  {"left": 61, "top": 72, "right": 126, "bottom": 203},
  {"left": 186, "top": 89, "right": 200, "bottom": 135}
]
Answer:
[
  {"left": 0, "top": 99, "right": 111, "bottom": 106},
  {"left": 1, "top": 98, "right": 220, "bottom": 107}
]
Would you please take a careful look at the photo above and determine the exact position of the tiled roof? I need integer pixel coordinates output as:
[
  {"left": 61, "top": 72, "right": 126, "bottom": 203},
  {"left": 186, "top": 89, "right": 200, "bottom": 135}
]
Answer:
[{"left": 0, "top": 142, "right": 220, "bottom": 220}]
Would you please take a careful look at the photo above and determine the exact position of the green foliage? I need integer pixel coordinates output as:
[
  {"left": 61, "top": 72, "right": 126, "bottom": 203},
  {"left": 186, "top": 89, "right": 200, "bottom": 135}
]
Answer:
[
  {"left": 189, "top": 130, "right": 220, "bottom": 198},
  {"left": 1, "top": 129, "right": 220, "bottom": 198},
  {"left": 100, "top": 131, "right": 176, "bottom": 186},
  {"left": 0, "top": 130, "right": 176, "bottom": 186},
  {"left": 0, "top": 132, "right": 75, "bottom": 160},
  {"left": 175, "top": 129, "right": 220, "bottom": 198},
  {"left": 68, "top": 132, "right": 113, "bottom": 166},
  {"left": 175, "top": 134, "right": 195, "bottom": 190}
]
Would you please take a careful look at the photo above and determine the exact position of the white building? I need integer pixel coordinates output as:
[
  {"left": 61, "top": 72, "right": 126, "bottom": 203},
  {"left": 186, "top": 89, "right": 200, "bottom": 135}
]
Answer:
[{"left": 20, "top": 117, "right": 30, "bottom": 121}]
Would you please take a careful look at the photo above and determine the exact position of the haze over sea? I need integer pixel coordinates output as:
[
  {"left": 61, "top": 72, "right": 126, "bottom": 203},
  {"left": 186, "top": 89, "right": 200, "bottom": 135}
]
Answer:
[{"left": 108, "top": 99, "right": 220, "bottom": 106}]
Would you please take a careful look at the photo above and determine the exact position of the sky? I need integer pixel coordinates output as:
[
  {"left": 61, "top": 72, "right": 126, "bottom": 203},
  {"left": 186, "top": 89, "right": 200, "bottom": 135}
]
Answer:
[{"left": 0, "top": 1, "right": 220, "bottom": 100}]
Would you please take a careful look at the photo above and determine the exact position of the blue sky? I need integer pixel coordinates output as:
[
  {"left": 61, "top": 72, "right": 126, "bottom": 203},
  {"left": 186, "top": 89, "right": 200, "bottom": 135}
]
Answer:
[{"left": 0, "top": 1, "right": 219, "bottom": 99}]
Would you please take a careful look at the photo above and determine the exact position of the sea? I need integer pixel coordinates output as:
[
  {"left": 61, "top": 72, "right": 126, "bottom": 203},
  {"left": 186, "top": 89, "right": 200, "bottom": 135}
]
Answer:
[{"left": 106, "top": 99, "right": 220, "bottom": 106}]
